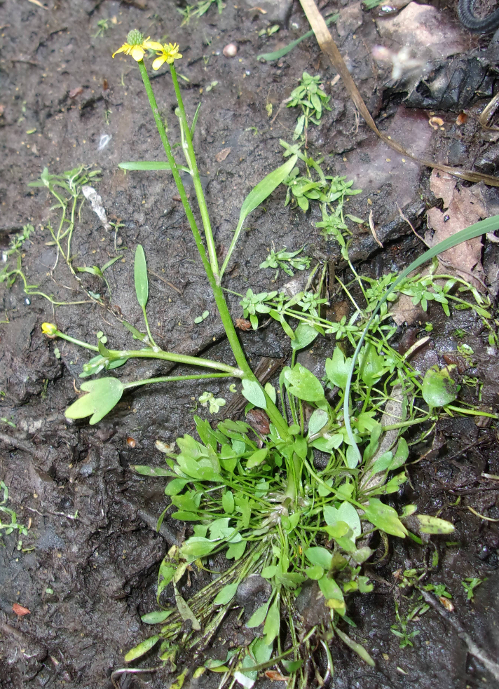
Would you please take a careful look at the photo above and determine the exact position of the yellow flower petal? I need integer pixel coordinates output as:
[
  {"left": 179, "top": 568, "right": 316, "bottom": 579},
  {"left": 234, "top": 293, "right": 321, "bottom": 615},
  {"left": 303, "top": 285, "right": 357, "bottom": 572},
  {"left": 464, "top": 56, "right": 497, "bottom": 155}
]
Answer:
[
  {"left": 131, "top": 45, "right": 145, "bottom": 61},
  {"left": 41, "top": 322, "right": 58, "bottom": 336},
  {"left": 144, "top": 40, "right": 163, "bottom": 51},
  {"left": 152, "top": 55, "right": 166, "bottom": 70},
  {"left": 112, "top": 43, "right": 129, "bottom": 58}
]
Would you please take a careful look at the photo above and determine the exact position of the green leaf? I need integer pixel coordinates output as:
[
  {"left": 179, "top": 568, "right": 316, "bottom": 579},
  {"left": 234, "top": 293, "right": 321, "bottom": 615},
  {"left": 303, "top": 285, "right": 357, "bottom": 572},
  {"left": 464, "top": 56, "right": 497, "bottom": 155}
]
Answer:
[
  {"left": 307, "top": 409, "right": 328, "bottom": 436},
  {"left": 141, "top": 610, "right": 172, "bottom": 624},
  {"left": 263, "top": 597, "right": 281, "bottom": 645},
  {"left": 305, "top": 546, "right": 333, "bottom": 570},
  {"left": 165, "top": 478, "right": 190, "bottom": 496},
  {"left": 283, "top": 363, "right": 325, "bottom": 402},
  {"left": 362, "top": 498, "right": 408, "bottom": 538},
  {"left": 222, "top": 490, "right": 235, "bottom": 514},
  {"left": 214, "top": 583, "right": 239, "bottom": 605},
  {"left": 180, "top": 537, "right": 217, "bottom": 562},
  {"left": 241, "top": 379, "right": 267, "bottom": 409},
  {"left": 305, "top": 565, "right": 324, "bottom": 580},
  {"left": 119, "top": 161, "right": 172, "bottom": 171},
  {"left": 422, "top": 366, "right": 458, "bottom": 408},
  {"left": 417, "top": 515, "right": 455, "bottom": 534},
  {"left": 246, "top": 600, "right": 270, "bottom": 628},
  {"left": 344, "top": 215, "right": 499, "bottom": 462},
  {"left": 318, "top": 575, "right": 344, "bottom": 602},
  {"left": 247, "top": 448, "right": 268, "bottom": 468},
  {"left": 261, "top": 565, "right": 278, "bottom": 579},
  {"left": 134, "top": 244, "right": 149, "bottom": 309},
  {"left": 65, "top": 377, "right": 124, "bottom": 424},
  {"left": 175, "top": 589, "right": 201, "bottom": 630},
  {"left": 220, "top": 155, "right": 298, "bottom": 276},
  {"left": 359, "top": 344, "right": 386, "bottom": 387},
  {"left": 334, "top": 627, "right": 375, "bottom": 666},
  {"left": 326, "top": 348, "right": 351, "bottom": 390},
  {"left": 226, "top": 540, "right": 247, "bottom": 560},
  {"left": 291, "top": 322, "right": 319, "bottom": 351},
  {"left": 124, "top": 635, "right": 160, "bottom": 662}
]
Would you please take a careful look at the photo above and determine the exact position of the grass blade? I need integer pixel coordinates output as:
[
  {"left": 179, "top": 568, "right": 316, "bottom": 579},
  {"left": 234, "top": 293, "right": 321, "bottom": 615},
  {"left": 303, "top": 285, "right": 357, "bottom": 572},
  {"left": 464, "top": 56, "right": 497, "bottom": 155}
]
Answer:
[
  {"left": 119, "top": 161, "right": 171, "bottom": 171},
  {"left": 220, "top": 155, "right": 297, "bottom": 277}
]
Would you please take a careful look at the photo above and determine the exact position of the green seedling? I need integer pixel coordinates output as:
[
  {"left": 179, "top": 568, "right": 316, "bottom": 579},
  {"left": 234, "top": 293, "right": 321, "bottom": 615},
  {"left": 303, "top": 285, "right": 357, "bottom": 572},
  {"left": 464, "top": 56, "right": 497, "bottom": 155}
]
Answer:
[
  {"left": 259, "top": 24, "right": 280, "bottom": 37},
  {"left": 0, "top": 481, "right": 28, "bottom": 548},
  {"left": 94, "top": 19, "right": 112, "bottom": 38},
  {"left": 461, "top": 577, "right": 485, "bottom": 601},
  {"left": 287, "top": 72, "right": 331, "bottom": 140},
  {"left": 194, "top": 310, "right": 209, "bottom": 324},
  {"left": 259, "top": 246, "right": 311, "bottom": 278},
  {"left": 198, "top": 391, "right": 226, "bottom": 413},
  {"left": 76, "top": 256, "right": 120, "bottom": 296},
  {"left": 178, "top": 0, "right": 225, "bottom": 24},
  {"left": 390, "top": 599, "right": 427, "bottom": 648}
]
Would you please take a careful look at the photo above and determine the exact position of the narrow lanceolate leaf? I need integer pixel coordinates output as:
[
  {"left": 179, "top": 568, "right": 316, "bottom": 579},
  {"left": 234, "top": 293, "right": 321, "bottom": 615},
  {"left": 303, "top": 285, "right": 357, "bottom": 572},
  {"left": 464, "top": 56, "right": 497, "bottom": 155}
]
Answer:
[
  {"left": 334, "top": 627, "right": 375, "bottom": 666},
  {"left": 124, "top": 635, "right": 160, "bottom": 662},
  {"left": 417, "top": 515, "right": 455, "bottom": 534},
  {"left": 119, "top": 161, "right": 172, "bottom": 171},
  {"left": 134, "top": 244, "right": 149, "bottom": 309},
  {"left": 220, "top": 155, "right": 297, "bottom": 276},
  {"left": 214, "top": 582, "right": 238, "bottom": 605}
]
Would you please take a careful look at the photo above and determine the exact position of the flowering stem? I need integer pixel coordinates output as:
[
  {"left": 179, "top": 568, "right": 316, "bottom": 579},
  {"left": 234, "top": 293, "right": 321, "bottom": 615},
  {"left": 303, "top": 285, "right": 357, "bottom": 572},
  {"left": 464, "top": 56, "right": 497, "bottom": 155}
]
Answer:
[
  {"left": 137, "top": 60, "right": 213, "bottom": 281},
  {"left": 136, "top": 60, "right": 290, "bottom": 439},
  {"left": 54, "top": 330, "right": 99, "bottom": 351},
  {"left": 170, "top": 63, "right": 219, "bottom": 280},
  {"left": 113, "top": 348, "right": 243, "bottom": 376}
]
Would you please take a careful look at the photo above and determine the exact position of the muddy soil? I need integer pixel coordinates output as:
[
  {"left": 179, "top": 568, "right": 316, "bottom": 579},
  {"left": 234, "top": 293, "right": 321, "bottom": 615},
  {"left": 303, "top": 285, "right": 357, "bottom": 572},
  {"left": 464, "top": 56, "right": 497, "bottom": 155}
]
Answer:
[{"left": 1, "top": 0, "right": 499, "bottom": 687}]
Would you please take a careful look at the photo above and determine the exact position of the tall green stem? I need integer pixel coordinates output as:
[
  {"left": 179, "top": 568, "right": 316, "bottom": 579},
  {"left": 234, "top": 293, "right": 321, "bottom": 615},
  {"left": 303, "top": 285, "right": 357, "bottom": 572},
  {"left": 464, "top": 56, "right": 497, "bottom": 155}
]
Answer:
[
  {"left": 137, "top": 60, "right": 290, "bottom": 440},
  {"left": 170, "top": 64, "right": 219, "bottom": 280}
]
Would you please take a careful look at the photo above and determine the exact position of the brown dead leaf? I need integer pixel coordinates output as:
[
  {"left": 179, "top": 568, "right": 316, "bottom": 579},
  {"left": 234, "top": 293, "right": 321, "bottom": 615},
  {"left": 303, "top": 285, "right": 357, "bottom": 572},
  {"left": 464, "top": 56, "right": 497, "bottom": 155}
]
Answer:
[
  {"left": 426, "top": 170, "right": 486, "bottom": 289},
  {"left": 215, "top": 147, "right": 231, "bottom": 163},
  {"left": 13, "top": 603, "right": 30, "bottom": 616},
  {"left": 265, "top": 670, "right": 290, "bottom": 681}
]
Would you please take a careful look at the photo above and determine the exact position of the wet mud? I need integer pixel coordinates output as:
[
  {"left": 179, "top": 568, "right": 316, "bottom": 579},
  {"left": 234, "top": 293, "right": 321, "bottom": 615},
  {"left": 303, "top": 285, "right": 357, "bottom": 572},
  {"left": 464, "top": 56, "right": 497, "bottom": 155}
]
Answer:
[{"left": 1, "top": 0, "right": 499, "bottom": 687}]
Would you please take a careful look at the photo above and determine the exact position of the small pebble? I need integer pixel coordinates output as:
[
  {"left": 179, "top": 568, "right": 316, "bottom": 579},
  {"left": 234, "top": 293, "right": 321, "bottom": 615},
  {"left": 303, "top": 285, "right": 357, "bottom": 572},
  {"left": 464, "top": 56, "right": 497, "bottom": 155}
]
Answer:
[{"left": 223, "top": 43, "right": 237, "bottom": 58}]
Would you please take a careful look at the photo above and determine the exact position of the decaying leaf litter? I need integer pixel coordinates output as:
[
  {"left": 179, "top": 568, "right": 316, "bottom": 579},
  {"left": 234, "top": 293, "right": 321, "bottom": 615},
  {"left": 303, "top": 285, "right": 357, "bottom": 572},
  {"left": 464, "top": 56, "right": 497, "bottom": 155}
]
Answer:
[{"left": 1, "top": 0, "right": 499, "bottom": 688}]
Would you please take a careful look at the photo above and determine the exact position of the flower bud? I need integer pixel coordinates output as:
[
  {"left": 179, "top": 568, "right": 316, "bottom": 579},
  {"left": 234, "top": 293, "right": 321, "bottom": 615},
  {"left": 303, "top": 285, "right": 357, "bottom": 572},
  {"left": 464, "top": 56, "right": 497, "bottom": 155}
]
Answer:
[
  {"left": 41, "top": 322, "right": 58, "bottom": 337},
  {"left": 127, "top": 29, "right": 144, "bottom": 45}
]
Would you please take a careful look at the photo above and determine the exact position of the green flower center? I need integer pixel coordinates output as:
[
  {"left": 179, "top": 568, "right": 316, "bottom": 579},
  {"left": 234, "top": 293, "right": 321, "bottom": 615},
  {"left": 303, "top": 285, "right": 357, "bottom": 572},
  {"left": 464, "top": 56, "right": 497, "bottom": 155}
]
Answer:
[{"left": 127, "top": 29, "right": 144, "bottom": 46}]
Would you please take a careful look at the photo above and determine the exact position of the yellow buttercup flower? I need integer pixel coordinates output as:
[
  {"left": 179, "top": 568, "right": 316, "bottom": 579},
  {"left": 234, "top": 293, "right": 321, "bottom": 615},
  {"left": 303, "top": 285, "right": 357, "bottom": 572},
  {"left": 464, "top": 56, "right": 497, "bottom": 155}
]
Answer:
[
  {"left": 152, "top": 43, "right": 182, "bottom": 70},
  {"left": 112, "top": 29, "right": 162, "bottom": 62},
  {"left": 41, "top": 322, "right": 58, "bottom": 337}
]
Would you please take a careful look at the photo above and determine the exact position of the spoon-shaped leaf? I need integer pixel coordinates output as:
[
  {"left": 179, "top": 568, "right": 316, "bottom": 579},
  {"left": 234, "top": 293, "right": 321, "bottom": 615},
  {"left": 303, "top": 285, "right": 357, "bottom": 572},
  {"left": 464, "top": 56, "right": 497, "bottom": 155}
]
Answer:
[{"left": 65, "top": 378, "right": 124, "bottom": 424}]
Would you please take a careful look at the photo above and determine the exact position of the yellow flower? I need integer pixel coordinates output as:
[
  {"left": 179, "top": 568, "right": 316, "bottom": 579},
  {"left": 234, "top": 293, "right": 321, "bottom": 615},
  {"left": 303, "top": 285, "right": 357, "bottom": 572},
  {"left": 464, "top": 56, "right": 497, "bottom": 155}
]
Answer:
[
  {"left": 152, "top": 43, "right": 182, "bottom": 70},
  {"left": 112, "top": 29, "right": 162, "bottom": 62},
  {"left": 41, "top": 322, "right": 58, "bottom": 337}
]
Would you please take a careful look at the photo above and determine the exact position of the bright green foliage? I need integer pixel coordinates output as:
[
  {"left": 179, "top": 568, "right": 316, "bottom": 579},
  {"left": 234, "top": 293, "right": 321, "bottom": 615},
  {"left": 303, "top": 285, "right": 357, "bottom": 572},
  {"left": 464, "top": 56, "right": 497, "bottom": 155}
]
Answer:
[
  {"left": 461, "top": 577, "right": 485, "bottom": 601},
  {"left": 178, "top": 0, "right": 224, "bottom": 24},
  {"left": 422, "top": 366, "right": 459, "bottom": 408},
  {"left": 287, "top": 72, "right": 332, "bottom": 140},
  {"left": 260, "top": 246, "right": 311, "bottom": 277},
  {"left": 65, "top": 378, "right": 124, "bottom": 425}
]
